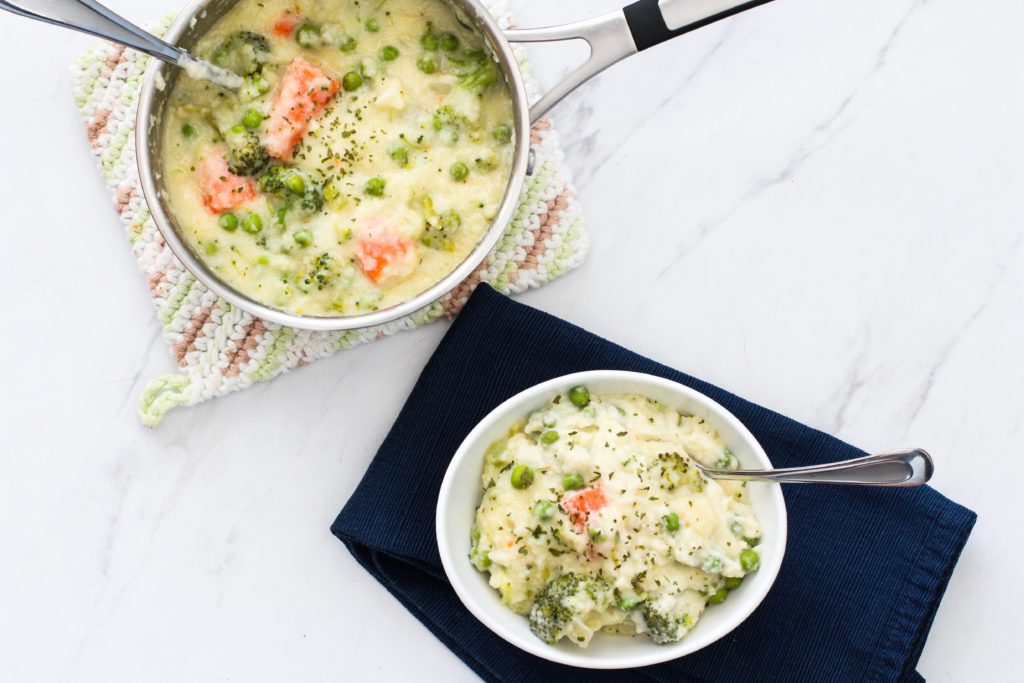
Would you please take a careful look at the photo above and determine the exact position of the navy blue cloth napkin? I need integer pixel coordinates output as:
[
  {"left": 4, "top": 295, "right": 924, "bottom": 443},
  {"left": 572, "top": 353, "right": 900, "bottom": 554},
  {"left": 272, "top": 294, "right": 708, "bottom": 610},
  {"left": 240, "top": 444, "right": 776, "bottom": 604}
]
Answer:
[{"left": 331, "top": 284, "right": 975, "bottom": 683}]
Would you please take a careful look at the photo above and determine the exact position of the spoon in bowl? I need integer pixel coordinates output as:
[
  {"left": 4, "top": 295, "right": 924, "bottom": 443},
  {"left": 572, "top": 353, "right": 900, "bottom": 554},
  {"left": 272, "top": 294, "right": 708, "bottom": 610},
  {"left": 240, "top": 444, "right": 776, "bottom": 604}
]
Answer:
[
  {"left": 0, "top": 0, "right": 244, "bottom": 90},
  {"left": 693, "top": 448, "right": 934, "bottom": 487}
]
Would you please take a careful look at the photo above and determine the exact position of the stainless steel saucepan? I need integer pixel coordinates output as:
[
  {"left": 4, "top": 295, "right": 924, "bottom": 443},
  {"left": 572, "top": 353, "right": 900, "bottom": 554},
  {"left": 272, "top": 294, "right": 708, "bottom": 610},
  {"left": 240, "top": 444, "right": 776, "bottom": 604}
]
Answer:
[{"left": 130, "top": 0, "right": 775, "bottom": 331}]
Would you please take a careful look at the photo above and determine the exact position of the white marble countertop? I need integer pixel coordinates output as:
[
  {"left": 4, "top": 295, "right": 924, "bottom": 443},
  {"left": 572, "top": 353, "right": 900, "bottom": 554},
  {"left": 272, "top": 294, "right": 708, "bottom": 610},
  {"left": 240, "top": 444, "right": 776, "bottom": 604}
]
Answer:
[{"left": 1, "top": 0, "right": 1019, "bottom": 679}]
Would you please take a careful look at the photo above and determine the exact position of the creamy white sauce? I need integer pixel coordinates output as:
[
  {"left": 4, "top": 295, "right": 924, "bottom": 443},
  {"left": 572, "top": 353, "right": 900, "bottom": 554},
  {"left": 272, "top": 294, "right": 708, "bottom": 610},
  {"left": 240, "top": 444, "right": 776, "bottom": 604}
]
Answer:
[
  {"left": 471, "top": 389, "right": 764, "bottom": 647},
  {"left": 159, "top": 0, "right": 514, "bottom": 317}
]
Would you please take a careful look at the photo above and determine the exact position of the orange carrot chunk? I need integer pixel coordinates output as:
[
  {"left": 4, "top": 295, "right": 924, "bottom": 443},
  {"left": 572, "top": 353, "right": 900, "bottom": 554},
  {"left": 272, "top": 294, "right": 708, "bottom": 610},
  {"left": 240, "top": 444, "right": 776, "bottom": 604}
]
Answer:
[
  {"left": 354, "top": 227, "right": 417, "bottom": 287},
  {"left": 199, "top": 152, "right": 258, "bottom": 213},
  {"left": 562, "top": 484, "right": 607, "bottom": 531},
  {"left": 272, "top": 12, "right": 299, "bottom": 37},
  {"left": 263, "top": 56, "right": 340, "bottom": 159}
]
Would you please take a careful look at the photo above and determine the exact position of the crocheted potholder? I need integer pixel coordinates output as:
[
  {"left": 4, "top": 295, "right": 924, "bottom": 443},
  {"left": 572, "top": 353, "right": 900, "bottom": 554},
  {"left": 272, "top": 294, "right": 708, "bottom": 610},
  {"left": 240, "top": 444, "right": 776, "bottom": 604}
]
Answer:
[{"left": 71, "top": 3, "right": 588, "bottom": 427}]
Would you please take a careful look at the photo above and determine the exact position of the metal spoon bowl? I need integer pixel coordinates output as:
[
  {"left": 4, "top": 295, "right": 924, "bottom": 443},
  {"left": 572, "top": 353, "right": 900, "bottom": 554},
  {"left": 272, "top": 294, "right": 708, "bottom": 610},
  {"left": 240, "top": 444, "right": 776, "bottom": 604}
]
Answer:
[
  {"left": 693, "top": 448, "right": 934, "bottom": 487},
  {"left": 0, "top": 0, "right": 243, "bottom": 90}
]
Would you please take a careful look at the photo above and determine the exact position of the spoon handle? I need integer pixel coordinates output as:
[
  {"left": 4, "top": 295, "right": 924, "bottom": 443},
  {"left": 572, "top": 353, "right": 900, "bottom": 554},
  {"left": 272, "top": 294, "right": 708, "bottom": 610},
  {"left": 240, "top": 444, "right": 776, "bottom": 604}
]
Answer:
[
  {"left": 701, "top": 449, "right": 934, "bottom": 487},
  {"left": 0, "top": 0, "right": 183, "bottom": 63}
]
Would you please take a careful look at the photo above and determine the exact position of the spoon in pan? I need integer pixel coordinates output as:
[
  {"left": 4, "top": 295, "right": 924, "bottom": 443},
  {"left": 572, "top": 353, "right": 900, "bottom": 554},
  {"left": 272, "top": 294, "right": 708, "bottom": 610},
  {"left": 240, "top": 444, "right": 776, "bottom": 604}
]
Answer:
[
  {"left": 0, "top": 0, "right": 243, "bottom": 90},
  {"left": 694, "top": 448, "right": 934, "bottom": 487}
]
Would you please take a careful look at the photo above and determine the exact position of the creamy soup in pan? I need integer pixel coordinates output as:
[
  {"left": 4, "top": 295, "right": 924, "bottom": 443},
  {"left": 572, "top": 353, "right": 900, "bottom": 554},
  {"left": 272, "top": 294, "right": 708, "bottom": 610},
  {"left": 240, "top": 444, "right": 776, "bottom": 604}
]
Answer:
[
  {"left": 160, "top": 0, "right": 514, "bottom": 316},
  {"left": 470, "top": 386, "right": 764, "bottom": 647}
]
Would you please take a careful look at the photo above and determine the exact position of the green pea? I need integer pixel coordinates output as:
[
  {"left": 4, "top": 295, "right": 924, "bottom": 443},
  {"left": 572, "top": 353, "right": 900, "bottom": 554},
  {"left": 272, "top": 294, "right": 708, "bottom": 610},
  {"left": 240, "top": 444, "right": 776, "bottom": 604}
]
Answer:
[
  {"left": 743, "top": 536, "right": 761, "bottom": 547},
  {"left": 724, "top": 576, "right": 743, "bottom": 590},
  {"left": 284, "top": 173, "right": 306, "bottom": 194},
  {"left": 563, "top": 473, "right": 584, "bottom": 490},
  {"left": 663, "top": 512, "right": 680, "bottom": 532},
  {"left": 365, "top": 18, "right": 379, "bottom": 32},
  {"left": 540, "top": 430, "right": 559, "bottom": 445},
  {"left": 241, "top": 108, "right": 263, "bottom": 130},
  {"left": 421, "top": 33, "right": 438, "bottom": 50},
  {"left": 342, "top": 71, "right": 363, "bottom": 91},
  {"left": 339, "top": 36, "right": 357, "bottom": 52},
  {"left": 470, "top": 524, "right": 481, "bottom": 546},
  {"left": 380, "top": 45, "right": 399, "bottom": 61},
  {"left": 440, "top": 33, "right": 458, "bottom": 52},
  {"left": 180, "top": 122, "right": 197, "bottom": 138},
  {"left": 493, "top": 124, "right": 512, "bottom": 144},
  {"left": 296, "top": 23, "right": 319, "bottom": 48},
  {"left": 449, "top": 161, "right": 468, "bottom": 182},
  {"left": 364, "top": 176, "right": 386, "bottom": 196},
  {"left": 230, "top": 124, "right": 245, "bottom": 134},
  {"left": 740, "top": 549, "right": 760, "bottom": 572},
  {"left": 707, "top": 588, "right": 728, "bottom": 604},
  {"left": 218, "top": 212, "right": 238, "bottom": 231},
  {"left": 293, "top": 228, "right": 313, "bottom": 247},
  {"left": 569, "top": 385, "right": 590, "bottom": 408},
  {"left": 587, "top": 527, "right": 604, "bottom": 542},
  {"left": 241, "top": 214, "right": 263, "bottom": 234},
  {"left": 532, "top": 500, "right": 554, "bottom": 521},
  {"left": 388, "top": 144, "right": 409, "bottom": 165},
  {"left": 416, "top": 55, "right": 437, "bottom": 74},
  {"left": 511, "top": 464, "right": 534, "bottom": 489}
]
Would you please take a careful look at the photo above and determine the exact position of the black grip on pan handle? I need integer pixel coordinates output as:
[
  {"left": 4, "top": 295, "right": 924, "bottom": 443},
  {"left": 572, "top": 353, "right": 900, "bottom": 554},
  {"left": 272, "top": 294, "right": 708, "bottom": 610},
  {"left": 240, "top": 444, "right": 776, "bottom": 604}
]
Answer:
[{"left": 623, "top": 0, "right": 775, "bottom": 52}]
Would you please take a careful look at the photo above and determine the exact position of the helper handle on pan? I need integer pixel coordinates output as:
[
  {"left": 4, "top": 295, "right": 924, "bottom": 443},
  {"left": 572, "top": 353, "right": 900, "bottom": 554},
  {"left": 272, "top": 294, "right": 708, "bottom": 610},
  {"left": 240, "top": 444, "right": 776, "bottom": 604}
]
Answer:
[
  {"left": 698, "top": 448, "right": 935, "bottom": 487},
  {"left": 0, "top": 0, "right": 241, "bottom": 89},
  {"left": 505, "top": 0, "right": 775, "bottom": 124}
]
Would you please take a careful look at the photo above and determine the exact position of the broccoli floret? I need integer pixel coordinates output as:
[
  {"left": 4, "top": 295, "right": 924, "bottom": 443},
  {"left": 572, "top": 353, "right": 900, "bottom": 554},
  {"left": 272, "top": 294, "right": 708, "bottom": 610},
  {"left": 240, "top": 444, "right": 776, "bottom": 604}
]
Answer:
[
  {"left": 257, "top": 165, "right": 289, "bottom": 194},
  {"left": 211, "top": 31, "right": 270, "bottom": 76},
  {"left": 431, "top": 106, "right": 461, "bottom": 144},
  {"left": 295, "top": 252, "right": 339, "bottom": 293},
  {"left": 656, "top": 451, "right": 703, "bottom": 493},
  {"left": 529, "top": 573, "right": 614, "bottom": 645},
  {"left": 449, "top": 50, "right": 499, "bottom": 91},
  {"left": 223, "top": 127, "right": 269, "bottom": 176},
  {"left": 639, "top": 601, "right": 695, "bottom": 644},
  {"left": 257, "top": 166, "right": 324, "bottom": 213},
  {"left": 421, "top": 207, "right": 461, "bottom": 252},
  {"left": 469, "top": 523, "right": 492, "bottom": 570},
  {"left": 299, "top": 185, "right": 325, "bottom": 212}
]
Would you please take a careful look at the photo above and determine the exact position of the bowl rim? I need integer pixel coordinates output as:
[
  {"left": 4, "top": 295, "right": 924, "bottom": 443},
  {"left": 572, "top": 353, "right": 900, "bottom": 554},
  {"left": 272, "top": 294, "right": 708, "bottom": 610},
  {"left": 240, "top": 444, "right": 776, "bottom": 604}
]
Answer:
[
  {"left": 134, "top": 0, "right": 532, "bottom": 331},
  {"left": 435, "top": 370, "right": 788, "bottom": 669}
]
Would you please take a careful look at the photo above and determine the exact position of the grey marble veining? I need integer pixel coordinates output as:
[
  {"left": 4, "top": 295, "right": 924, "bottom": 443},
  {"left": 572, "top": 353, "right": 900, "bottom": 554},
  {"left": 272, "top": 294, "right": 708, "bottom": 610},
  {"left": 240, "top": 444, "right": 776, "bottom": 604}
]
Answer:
[{"left": 0, "top": 0, "right": 1020, "bottom": 680}]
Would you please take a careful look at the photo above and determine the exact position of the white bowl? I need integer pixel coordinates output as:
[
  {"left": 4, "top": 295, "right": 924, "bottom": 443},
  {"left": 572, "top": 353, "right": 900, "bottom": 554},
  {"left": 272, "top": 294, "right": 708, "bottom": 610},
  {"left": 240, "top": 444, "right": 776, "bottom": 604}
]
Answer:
[{"left": 436, "top": 370, "right": 788, "bottom": 669}]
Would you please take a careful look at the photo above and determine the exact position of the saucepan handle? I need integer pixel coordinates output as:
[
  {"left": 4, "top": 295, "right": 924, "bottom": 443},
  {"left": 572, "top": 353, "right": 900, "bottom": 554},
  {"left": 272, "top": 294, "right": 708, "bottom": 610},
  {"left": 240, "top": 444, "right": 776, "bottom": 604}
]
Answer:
[{"left": 504, "top": 0, "right": 775, "bottom": 124}]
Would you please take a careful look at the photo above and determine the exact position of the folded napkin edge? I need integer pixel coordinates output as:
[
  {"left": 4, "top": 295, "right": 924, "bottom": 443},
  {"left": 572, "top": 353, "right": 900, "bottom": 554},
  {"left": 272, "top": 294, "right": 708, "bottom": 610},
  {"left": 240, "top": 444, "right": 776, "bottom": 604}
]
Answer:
[
  {"left": 328, "top": 284, "right": 978, "bottom": 682},
  {"left": 865, "top": 501, "right": 977, "bottom": 683}
]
